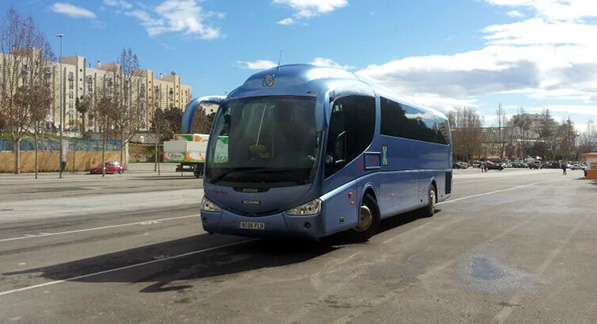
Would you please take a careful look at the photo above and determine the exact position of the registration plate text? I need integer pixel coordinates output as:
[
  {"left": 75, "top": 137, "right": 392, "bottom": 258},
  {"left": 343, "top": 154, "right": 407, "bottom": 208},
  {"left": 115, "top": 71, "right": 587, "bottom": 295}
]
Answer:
[{"left": 240, "top": 222, "right": 265, "bottom": 230}]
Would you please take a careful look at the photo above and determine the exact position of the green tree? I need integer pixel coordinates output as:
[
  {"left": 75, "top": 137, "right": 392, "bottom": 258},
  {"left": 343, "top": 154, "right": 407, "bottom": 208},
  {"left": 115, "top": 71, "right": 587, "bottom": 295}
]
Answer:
[
  {"left": 530, "top": 142, "right": 549, "bottom": 159},
  {"left": 75, "top": 95, "right": 90, "bottom": 137}
]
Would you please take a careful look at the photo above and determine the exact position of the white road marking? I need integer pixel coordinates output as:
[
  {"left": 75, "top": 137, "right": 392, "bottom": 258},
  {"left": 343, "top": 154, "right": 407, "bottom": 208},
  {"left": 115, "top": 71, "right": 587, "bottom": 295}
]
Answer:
[
  {"left": 0, "top": 239, "right": 256, "bottom": 297},
  {"left": 0, "top": 178, "right": 567, "bottom": 298},
  {"left": 438, "top": 180, "right": 555, "bottom": 205},
  {"left": 489, "top": 214, "right": 588, "bottom": 324},
  {"left": 0, "top": 214, "right": 199, "bottom": 243}
]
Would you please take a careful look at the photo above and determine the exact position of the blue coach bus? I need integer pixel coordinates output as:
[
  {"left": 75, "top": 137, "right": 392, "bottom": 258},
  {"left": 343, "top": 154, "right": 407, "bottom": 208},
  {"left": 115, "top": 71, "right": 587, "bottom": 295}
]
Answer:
[{"left": 188, "top": 64, "right": 452, "bottom": 241}]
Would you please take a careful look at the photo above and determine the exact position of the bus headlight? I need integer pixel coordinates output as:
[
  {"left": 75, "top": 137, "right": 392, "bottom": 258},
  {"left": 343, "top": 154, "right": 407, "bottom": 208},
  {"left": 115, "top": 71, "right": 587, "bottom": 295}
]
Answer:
[
  {"left": 201, "top": 197, "right": 221, "bottom": 212},
  {"left": 285, "top": 199, "right": 322, "bottom": 216}
]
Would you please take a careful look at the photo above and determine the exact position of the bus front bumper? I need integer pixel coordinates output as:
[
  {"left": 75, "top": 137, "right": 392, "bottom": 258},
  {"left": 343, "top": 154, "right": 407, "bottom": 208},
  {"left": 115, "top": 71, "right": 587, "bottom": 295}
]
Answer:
[{"left": 200, "top": 209, "right": 325, "bottom": 239}]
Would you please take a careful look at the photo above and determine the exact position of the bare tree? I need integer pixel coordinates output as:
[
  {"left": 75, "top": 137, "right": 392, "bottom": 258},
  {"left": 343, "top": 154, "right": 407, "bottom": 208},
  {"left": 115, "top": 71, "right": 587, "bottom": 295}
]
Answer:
[
  {"left": 0, "top": 8, "right": 55, "bottom": 174},
  {"left": 511, "top": 107, "right": 532, "bottom": 156},
  {"left": 556, "top": 117, "right": 576, "bottom": 161},
  {"left": 448, "top": 107, "right": 484, "bottom": 162},
  {"left": 496, "top": 104, "right": 508, "bottom": 160},
  {"left": 29, "top": 81, "right": 54, "bottom": 178},
  {"left": 95, "top": 87, "right": 116, "bottom": 177},
  {"left": 110, "top": 48, "right": 143, "bottom": 169},
  {"left": 579, "top": 119, "right": 596, "bottom": 153},
  {"left": 191, "top": 105, "right": 216, "bottom": 134}
]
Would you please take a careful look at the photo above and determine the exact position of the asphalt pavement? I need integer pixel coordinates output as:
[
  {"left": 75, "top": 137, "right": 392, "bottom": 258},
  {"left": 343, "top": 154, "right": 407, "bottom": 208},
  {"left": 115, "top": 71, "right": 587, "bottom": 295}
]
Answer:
[{"left": 0, "top": 166, "right": 595, "bottom": 324}]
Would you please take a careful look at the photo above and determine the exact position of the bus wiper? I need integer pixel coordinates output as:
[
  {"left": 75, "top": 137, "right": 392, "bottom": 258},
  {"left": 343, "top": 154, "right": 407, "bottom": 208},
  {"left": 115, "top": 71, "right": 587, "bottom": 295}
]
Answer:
[
  {"left": 253, "top": 169, "right": 305, "bottom": 185},
  {"left": 210, "top": 167, "right": 266, "bottom": 184}
]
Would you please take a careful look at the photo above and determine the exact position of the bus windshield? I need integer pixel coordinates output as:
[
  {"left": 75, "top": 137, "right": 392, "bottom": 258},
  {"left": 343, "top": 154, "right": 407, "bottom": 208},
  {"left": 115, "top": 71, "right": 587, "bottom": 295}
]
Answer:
[{"left": 205, "top": 96, "right": 320, "bottom": 187}]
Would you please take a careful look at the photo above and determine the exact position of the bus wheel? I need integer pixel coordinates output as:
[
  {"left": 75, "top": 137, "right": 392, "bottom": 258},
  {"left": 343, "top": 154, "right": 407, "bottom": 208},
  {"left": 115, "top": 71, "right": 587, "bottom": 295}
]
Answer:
[
  {"left": 193, "top": 165, "right": 202, "bottom": 178},
  {"left": 349, "top": 194, "right": 380, "bottom": 242},
  {"left": 420, "top": 185, "right": 436, "bottom": 218}
]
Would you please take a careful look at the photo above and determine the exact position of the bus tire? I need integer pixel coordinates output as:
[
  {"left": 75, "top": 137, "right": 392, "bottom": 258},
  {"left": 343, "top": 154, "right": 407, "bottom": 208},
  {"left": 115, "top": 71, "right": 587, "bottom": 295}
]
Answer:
[
  {"left": 193, "top": 165, "right": 202, "bottom": 178},
  {"left": 349, "top": 194, "right": 380, "bottom": 242},
  {"left": 420, "top": 185, "right": 436, "bottom": 218}
]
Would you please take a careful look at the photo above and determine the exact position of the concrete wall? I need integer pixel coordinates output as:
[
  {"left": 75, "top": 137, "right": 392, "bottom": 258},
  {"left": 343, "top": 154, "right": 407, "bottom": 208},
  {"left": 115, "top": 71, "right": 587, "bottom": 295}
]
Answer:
[{"left": 0, "top": 151, "right": 120, "bottom": 173}]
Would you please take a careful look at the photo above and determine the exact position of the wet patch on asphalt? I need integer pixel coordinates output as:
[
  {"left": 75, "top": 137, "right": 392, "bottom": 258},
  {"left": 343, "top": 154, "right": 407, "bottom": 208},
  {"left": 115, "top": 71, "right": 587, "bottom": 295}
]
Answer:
[{"left": 457, "top": 252, "right": 536, "bottom": 294}]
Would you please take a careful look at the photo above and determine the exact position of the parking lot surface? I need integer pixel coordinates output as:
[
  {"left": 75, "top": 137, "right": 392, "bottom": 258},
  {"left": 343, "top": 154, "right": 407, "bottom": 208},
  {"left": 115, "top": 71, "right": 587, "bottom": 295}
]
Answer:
[{"left": 0, "top": 167, "right": 595, "bottom": 324}]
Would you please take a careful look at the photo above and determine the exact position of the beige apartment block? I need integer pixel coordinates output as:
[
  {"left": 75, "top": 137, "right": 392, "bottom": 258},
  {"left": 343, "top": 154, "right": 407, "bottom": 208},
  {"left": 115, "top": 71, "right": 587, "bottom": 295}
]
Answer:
[
  {"left": 58, "top": 56, "right": 193, "bottom": 132},
  {"left": 133, "top": 70, "right": 193, "bottom": 125},
  {"left": 1, "top": 49, "right": 193, "bottom": 134}
]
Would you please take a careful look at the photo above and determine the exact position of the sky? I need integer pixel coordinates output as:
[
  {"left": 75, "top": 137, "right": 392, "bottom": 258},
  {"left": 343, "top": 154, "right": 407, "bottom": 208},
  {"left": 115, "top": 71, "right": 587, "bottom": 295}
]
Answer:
[{"left": 2, "top": 0, "right": 597, "bottom": 132}]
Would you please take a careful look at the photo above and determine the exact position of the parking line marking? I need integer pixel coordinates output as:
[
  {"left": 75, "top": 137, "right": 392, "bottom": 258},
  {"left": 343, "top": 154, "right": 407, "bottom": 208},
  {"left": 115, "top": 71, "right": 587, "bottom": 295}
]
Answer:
[
  {"left": 0, "top": 239, "right": 256, "bottom": 297},
  {"left": 490, "top": 214, "right": 588, "bottom": 324},
  {"left": 438, "top": 180, "right": 555, "bottom": 205},
  {"left": 0, "top": 214, "right": 199, "bottom": 243}
]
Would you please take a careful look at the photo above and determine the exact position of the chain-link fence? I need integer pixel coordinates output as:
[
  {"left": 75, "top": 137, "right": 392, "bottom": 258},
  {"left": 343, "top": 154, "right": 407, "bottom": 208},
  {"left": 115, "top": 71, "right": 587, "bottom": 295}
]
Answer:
[{"left": 0, "top": 138, "right": 121, "bottom": 152}]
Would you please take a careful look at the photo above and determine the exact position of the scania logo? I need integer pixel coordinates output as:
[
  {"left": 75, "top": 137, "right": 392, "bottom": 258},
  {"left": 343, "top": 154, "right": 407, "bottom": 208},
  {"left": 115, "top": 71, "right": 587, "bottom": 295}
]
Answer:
[
  {"left": 242, "top": 188, "right": 259, "bottom": 193},
  {"left": 262, "top": 74, "right": 275, "bottom": 87},
  {"left": 242, "top": 199, "right": 261, "bottom": 205}
]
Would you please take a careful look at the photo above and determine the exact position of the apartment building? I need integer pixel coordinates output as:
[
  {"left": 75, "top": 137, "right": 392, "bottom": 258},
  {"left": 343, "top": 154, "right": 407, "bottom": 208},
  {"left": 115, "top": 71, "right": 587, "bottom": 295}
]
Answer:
[
  {"left": 58, "top": 56, "right": 193, "bottom": 132},
  {"left": 1, "top": 49, "right": 193, "bottom": 133}
]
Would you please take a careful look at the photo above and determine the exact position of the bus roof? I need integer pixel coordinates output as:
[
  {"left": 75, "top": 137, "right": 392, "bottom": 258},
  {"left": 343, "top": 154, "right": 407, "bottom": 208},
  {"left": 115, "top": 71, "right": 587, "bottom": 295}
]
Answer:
[{"left": 225, "top": 64, "right": 447, "bottom": 120}]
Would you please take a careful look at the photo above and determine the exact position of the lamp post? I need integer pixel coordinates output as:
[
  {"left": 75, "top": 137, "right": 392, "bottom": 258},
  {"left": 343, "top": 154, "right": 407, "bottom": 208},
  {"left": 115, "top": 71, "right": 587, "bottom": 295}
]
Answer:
[{"left": 56, "top": 34, "right": 64, "bottom": 178}]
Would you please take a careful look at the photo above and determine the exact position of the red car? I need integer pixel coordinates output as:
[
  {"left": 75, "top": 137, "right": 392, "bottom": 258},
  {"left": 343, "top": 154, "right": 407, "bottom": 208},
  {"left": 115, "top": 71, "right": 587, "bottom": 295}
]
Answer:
[{"left": 90, "top": 162, "right": 124, "bottom": 174}]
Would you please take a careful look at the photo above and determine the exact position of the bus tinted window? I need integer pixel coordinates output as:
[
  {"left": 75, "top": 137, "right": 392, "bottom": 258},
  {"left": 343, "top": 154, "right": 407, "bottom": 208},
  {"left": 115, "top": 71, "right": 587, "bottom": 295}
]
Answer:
[
  {"left": 325, "top": 95, "right": 376, "bottom": 177},
  {"left": 380, "top": 97, "right": 449, "bottom": 145}
]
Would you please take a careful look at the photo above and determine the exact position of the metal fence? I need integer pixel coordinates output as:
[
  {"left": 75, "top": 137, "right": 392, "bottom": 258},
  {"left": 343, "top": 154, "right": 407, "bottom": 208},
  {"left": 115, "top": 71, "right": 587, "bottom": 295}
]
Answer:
[{"left": 0, "top": 138, "right": 121, "bottom": 152}]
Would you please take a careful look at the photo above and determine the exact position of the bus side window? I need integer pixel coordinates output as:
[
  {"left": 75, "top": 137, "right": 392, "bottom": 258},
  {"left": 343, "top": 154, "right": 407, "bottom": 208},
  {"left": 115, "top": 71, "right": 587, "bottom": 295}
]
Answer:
[{"left": 325, "top": 96, "right": 375, "bottom": 178}]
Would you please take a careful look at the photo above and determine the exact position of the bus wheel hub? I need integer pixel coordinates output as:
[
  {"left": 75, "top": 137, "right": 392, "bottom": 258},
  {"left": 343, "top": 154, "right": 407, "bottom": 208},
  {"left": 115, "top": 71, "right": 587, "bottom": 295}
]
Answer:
[{"left": 356, "top": 205, "right": 372, "bottom": 232}]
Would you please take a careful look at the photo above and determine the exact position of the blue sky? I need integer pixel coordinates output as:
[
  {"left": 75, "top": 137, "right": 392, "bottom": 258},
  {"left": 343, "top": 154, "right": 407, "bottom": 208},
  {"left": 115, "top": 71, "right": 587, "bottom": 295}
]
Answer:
[{"left": 2, "top": 0, "right": 597, "bottom": 131}]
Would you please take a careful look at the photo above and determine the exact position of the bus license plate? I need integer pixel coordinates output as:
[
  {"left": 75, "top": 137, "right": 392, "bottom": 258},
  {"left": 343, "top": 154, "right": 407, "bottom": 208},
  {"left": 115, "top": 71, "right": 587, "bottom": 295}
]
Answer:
[{"left": 240, "top": 222, "right": 265, "bottom": 230}]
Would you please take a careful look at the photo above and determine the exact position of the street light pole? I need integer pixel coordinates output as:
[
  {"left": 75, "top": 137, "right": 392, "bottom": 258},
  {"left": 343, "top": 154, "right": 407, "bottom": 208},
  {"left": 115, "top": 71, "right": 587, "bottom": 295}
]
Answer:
[{"left": 57, "top": 34, "right": 63, "bottom": 178}]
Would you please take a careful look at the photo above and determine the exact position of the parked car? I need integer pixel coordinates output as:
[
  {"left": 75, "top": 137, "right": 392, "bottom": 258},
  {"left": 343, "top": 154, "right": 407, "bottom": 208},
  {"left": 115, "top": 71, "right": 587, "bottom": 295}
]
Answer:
[
  {"left": 453, "top": 161, "right": 469, "bottom": 169},
  {"left": 529, "top": 161, "right": 541, "bottom": 169},
  {"left": 570, "top": 164, "right": 586, "bottom": 170},
  {"left": 542, "top": 161, "right": 561, "bottom": 169},
  {"left": 487, "top": 162, "right": 504, "bottom": 171},
  {"left": 90, "top": 162, "right": 124, "bottom": 174}
]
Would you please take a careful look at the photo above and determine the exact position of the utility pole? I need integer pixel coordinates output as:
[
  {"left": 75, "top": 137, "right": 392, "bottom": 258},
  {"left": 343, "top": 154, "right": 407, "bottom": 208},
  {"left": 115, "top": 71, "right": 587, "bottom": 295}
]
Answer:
[{"left": 57, "top": 34, "right": 64, "bottom": 178}]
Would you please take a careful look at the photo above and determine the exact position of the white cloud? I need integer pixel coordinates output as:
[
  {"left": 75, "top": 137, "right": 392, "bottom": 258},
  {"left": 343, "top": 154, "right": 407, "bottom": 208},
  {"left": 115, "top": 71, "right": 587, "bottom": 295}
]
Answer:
[
  {"left": 103, "top": 0, "right": 132, "bottom": 9},
  {"left": 485, "top": 0, "right": 597, "bottom": 22},
  {"left": 358, "top": 43, "right": 597, "bottom": 103},
  {"left": 528, "top": 105, "right": 597, "bottom": 116},
  {"left": 235, "top": 58, "right": 352, "bottom": 71},
  {"left": 356, "top": 46, "right": 544, "bottom": 98},
  {"left": 277, "top": 18, "right": 295, "bottom": 25},
  {"left": 236, "top": 60, "right": 278, "bottom": 70},
  {"left": 506, "top": 10, "right": 524, "bottom": 18},
  {"left": 399, "top": 94, "right": 478, "bottom": 114},
  {"left": 310, "top": 57, "right": 353, "bottom": 70},
  {"left": 355, "top": 0, "right": 597, "bottom": 117},
  {"left": 126, "top": 0, "right": 223, "bottom": 39},
  {"left": 274, "top": 0, "right": 347, "bottom": 24},
  {"left": 483, "top": 18, "right": 597, "bottom": 46},
  {"left": 51, "top": 3, "right": 96, "bottom": 19}
]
